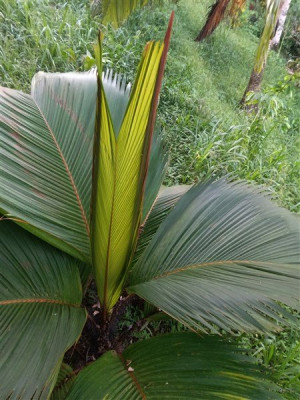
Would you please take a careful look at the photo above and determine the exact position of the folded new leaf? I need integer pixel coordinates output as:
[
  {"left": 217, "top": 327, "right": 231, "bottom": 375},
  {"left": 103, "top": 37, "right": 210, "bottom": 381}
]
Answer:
[{"left": 91, "top": 14, "right": 174, "bottom": 312}]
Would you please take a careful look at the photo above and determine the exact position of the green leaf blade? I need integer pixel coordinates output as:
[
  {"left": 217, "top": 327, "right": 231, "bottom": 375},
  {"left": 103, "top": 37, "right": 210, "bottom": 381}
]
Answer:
[
  {"left": 133, "top": 185, "right": 191, "bottom": 266},
  {"left": 0, "top": 222, "right": 86, "bottom": 400},
  {"left": 128, "top": 179, "right": 300, "bottom": 333},
  {"left": 102, "top": 0, "right": 149, "bottom": 28},
  {"left": 0, "top": 71, "right": 97, "bottom": 263},
  {"left": 50, "top": 363, "right": 76, "bottom": 400},
  {"left": 65, "top": 333, "right": 282, "bottom": 399},
  {"left": 91, "top": 40, "right": 166, "bottom": 311}
]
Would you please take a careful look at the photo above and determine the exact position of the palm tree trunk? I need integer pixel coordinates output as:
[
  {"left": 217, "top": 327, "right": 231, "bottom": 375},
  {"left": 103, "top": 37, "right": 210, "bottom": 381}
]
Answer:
[
  {"left": 270, "top": 0, "right": 292, "bottom": 49},
  {"left": 195, "top": 0, "right": 231, "bottom": 42},
  {"left": 240, "top": 0, "right": 281, "bottom": 107},
  {"left": 240, "top": 66, "right": 265, "bottom": 106}
]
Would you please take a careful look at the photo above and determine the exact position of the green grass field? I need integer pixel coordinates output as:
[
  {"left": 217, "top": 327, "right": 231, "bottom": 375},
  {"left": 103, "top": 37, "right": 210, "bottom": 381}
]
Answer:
[
  {"left": 1, "top": 0, "right": 299, "bottom": 397},
  {"left": 1, "top": 0, "right": 298, "bottom": 211}
]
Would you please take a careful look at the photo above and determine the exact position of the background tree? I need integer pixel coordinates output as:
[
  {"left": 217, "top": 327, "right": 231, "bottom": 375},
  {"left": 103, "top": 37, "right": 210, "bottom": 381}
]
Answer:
[
  {"left": 241, "top": 0, "right": 282, "bottom": 105},
  {"left": 195, "top": 0, "right": 231, "bottom": 42},
  {"left": 270, "top": 0, "right": 292, "bottom": 49}
]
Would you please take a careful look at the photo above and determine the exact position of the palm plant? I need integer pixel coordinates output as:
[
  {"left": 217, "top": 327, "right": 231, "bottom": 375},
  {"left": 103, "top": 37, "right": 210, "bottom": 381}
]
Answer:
[
  {"left": 0, "top": 13, "right": 300, "bottom": 400},
  {"left": 91, "top": 0, "right": 151, "bottom": 26}
]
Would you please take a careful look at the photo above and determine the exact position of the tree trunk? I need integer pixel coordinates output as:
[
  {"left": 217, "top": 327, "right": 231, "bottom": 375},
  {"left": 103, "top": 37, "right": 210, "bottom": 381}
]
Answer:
[
  {"left": 240, "top": 66, "right": 265, "bottom": 107},
  {"left": 270, "top": 0, "right": 292, "bottom": 49},
  {"left": 195, "top": 0, "right": 231, "bottom": 42},
  {"left": 240, "top": 0, "right": 281, "bottom": 108}
]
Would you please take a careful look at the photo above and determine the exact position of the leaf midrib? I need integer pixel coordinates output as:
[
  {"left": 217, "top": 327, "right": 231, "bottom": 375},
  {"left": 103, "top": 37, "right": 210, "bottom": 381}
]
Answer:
[
  {"left": 0, "top": 298, "right": 81, "bottom": 308},
  {"left": 139, "top": 259, "right": 286, "bottom": 282},
  {"left": 102, "top": 135, "right": 118, "bottom": 314},
  {"left": 32, "top": 97, "right": 90, "bottom": 238},
  {"left": 118, "top": 353, "right": 147, "bottom": 400}
]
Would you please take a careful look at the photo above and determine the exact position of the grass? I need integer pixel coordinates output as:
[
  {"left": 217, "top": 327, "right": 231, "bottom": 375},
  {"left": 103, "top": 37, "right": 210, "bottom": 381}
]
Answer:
[
  {"left": 99, "top": 0, "right": 300, "bottom": 211},
  {"left": 1, "top": 0, "right": 298, "bottom": 211},
  {"left": 237, "top": 320, "right": 300, "bottom": 399},
  {"left": 0, "top": 0, "right": 299, "bottom": 397},
  {"left": 0, "top": 0, "right": 98, "bottom": 90}
]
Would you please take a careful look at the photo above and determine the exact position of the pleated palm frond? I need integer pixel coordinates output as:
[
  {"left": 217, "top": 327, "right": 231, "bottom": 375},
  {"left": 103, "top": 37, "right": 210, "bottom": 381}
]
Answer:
[
  {"left": 128, "top": 178, "right": 300, "bottom": 333},
  {"left": 91, "top": 15, "right": 174, "bottom": 312},
  {"left": 102, "top": 0, "right": 150, "bottom": 27},
  {"left": 133, "top": 185, "right": 191, "bottom": 266},
  {"left": 0, "top": 72, "right": 97, "bottom": 263},
  {"left": 64, "top": 333, "right": 282, "bottom": 399},
  {"left": 101, "top": 69, "right": 131, "bottom": 136},
  {"left": 254, "top": 0, "right": 281, "bottom": 73},
  {"left": 0, "top": 222, "right": 86, "bottom": 400},
  {"left": 195, "top": 0, "right": 231, "bottom": 42},
  {"left": 141, "top": 126, "right": 169, "bottom": 222}
]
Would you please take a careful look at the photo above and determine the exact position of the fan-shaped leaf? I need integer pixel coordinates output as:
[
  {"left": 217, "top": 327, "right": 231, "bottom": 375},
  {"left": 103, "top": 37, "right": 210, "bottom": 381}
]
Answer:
[
  {"left": 141, "top": 127, "right": 169, "bottom": 222},
  {"left": 0, "top": 222, "right": 86, "bottom": 400},
  {"left": 128, "top": 179, "right": 300, "bottom": 333},
  {"left": 133, "top": 185, "right": 190, "bottom": 265},
  {"left": 65, "top": 333, "right": 281, "bottom": 399},
  {"left": 0, "top": 72, "right": 97, "bottom": 262}
]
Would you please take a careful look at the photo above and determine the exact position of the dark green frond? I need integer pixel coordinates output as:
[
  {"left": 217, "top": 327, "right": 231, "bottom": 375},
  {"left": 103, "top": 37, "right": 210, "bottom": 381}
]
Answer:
[
  {"left": 65, "top": 333, "right": 282, "bottom": 399},
  {"left": 0, "top": 222, "right": 86, "bottom": 399},
  {"left": 128, "top": 178, "right": 300, "bottom": 333}
]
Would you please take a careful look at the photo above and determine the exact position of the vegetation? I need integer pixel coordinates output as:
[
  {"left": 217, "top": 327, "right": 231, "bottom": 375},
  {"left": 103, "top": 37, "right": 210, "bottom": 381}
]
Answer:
[
  {"left": 0, "top": 0, "right": 299, "bottom": 398},
  {"left": 241, "top": 0, "right": 282, "bottom": 104}
]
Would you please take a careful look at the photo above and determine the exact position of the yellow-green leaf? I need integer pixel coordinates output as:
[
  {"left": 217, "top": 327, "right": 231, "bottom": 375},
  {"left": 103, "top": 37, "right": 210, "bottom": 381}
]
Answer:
[
  {"left": 91, "top": 40, "right": 164, "bottom": 312},
  {"left": 102, "top": 0, "right": 149, "bottom": 28}
]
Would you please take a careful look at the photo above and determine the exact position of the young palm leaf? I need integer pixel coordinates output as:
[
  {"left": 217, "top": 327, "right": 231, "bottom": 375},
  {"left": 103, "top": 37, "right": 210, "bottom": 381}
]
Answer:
[
  {"left": 64, "top": 333, "right": 281, "bottom": 399},
  {"left": 91, "top": 14, "right": 174, "bottom": 313},
  {"left": 0, "top": 222, "right": 86, "bottom": 400},
  {"left": 128, "top": 178, "right": 300, "bottom": 333},
  {"left": 101, "top": 0, "right": 150, "bottom": 27}
]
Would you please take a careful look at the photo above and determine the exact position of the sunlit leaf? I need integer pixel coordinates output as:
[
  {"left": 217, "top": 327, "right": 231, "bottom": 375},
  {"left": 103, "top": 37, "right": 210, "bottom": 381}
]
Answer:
[
  {"left": 102, "top": 0, "right": 150, "bottom": 28},
  {"left": 91, "top": 15, "right": 173, "bottom": 312}
]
